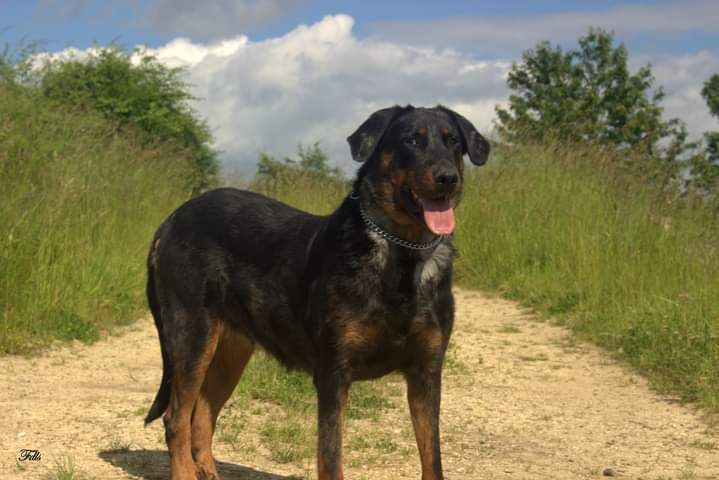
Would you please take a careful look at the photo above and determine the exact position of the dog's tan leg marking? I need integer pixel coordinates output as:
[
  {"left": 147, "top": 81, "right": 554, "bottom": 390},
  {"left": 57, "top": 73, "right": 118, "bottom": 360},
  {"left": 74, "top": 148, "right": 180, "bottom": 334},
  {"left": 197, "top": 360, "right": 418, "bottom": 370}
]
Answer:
[
  {"left": 191, "top": 327, "right": 254, "bottom": 479},
  {"left": 164, "top": 322, "right": 220, "bottom": 480}
]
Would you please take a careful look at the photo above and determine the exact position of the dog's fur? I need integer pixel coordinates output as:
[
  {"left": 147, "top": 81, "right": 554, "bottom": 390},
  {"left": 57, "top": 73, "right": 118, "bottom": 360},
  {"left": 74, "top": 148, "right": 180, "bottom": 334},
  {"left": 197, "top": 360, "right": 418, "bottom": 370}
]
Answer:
[{"left": 145, "top": 105, "right": 489, "bottom": 480}]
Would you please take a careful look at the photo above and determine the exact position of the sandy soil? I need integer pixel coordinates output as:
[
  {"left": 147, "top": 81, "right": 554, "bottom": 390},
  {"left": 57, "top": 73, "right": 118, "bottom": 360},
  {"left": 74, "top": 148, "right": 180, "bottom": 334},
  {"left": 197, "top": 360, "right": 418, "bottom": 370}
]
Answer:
[{"left": 1, "top": 289, "right": 717, "bottom": 479}]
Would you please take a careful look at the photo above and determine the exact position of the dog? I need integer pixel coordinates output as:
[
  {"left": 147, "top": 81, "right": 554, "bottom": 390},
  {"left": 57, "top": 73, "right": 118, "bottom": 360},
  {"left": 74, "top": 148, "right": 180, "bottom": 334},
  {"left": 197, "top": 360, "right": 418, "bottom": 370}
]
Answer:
[{"left": 144, "top": 105, "right": 489, "bottom": 480}]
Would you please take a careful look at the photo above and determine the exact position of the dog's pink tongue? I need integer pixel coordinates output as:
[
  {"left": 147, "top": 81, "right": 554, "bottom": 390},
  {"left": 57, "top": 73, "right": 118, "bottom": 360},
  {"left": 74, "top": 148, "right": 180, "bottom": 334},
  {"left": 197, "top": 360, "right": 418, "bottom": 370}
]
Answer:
[{"left": 422, "top": 198, "right": 455, "bottom": 235}]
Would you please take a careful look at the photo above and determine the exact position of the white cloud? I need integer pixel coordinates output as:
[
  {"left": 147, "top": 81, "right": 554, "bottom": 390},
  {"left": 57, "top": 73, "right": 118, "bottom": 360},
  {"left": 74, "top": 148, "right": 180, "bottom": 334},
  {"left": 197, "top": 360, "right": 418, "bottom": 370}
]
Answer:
[
  {"left": 142, "top": 14, "right": 719, "bottom": 174},
  {"left": 144, "top": 14, "right": 508, "bottom": 175},
  {"left": 636, "top": 50, "right": 719, "bottom": 141},
  {"left": 143, "top": 37, "right": 248, "bottom": 68},
  {"left": 42, "top": 14, "right": 718, "bottom": 176}
]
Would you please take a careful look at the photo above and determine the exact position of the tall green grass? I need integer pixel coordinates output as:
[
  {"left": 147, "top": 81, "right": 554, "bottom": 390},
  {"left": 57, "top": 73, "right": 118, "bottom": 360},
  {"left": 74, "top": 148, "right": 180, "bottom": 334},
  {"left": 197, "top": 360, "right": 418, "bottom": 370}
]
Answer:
[
  {"left": 456, "top": 143, "right": 719, "bottom": 412},
  {"left": 250, "top": 167, "right": 348, "bottom": 214},
  {"left": 0, "top": 82, "right": 194, "bottom": 354}
]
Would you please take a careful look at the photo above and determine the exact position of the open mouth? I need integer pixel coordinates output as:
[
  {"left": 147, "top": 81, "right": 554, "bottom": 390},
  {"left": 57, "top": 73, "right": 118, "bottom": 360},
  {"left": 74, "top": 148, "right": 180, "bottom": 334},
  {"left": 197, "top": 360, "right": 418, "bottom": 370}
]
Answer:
[{"left": 406, "top": 188, "right": 456, "bottom": 236}]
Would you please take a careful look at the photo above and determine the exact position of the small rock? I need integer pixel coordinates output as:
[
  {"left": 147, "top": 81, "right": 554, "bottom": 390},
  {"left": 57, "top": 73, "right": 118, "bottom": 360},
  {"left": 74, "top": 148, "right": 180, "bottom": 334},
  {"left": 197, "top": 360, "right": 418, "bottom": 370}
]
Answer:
[{"left": 603, "top": 467, "right": 616, "bottom": 476}]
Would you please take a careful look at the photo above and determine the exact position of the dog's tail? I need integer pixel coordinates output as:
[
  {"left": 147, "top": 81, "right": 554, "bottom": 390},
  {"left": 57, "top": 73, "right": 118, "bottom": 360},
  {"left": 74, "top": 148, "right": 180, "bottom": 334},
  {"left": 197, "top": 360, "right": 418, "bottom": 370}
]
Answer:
[{"left": 144, "top": 239, "right": 173, "bottom": 426}]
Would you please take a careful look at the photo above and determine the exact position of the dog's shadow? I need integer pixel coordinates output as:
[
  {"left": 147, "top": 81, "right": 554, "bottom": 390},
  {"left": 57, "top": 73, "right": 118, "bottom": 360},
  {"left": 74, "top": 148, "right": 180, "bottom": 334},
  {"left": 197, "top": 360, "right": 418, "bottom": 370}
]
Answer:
[{"left": 98, "top": 449, "right": 302, "bottom": 480}]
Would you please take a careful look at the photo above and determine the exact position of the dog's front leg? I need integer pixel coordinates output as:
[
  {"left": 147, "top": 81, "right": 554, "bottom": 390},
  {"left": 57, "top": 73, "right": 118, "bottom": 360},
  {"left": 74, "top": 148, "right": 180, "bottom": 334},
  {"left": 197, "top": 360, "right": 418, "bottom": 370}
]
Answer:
[
  {"left": 406, "top": 364, "right": 444, "bottom": 480},
  {"left": 315, "top": 366, "right": 349, "bottom": 480}
]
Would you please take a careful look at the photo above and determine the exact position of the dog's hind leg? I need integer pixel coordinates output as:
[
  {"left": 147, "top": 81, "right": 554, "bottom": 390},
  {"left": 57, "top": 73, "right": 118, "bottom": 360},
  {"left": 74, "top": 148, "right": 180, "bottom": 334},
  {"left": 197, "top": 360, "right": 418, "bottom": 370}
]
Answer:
[
  {"left": 163, "top": 308, "right": 220, "bottom": 480},
  {"left": 191, "top": 325, "right": 254, "bottom": 479}
]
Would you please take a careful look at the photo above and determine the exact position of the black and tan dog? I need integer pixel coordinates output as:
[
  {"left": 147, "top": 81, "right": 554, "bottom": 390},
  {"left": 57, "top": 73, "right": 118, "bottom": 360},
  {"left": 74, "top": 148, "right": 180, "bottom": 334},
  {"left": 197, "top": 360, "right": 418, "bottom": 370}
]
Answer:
[{"left": 144, "top": 105, "right": 489, "bottom": 480}]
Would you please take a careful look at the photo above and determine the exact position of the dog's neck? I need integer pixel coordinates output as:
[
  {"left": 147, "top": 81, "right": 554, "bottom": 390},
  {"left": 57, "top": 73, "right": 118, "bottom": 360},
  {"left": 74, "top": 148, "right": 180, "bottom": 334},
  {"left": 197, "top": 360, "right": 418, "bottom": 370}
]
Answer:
[{"left": 354, "top": 176, "right": 440, "bottom": 248}]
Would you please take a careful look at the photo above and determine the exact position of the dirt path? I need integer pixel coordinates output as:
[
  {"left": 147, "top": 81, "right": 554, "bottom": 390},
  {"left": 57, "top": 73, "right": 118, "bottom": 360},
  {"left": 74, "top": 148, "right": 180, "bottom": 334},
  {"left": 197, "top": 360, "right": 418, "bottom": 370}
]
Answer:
[{"left": 1, "top": 289, "right": 717, "bottom": 479}]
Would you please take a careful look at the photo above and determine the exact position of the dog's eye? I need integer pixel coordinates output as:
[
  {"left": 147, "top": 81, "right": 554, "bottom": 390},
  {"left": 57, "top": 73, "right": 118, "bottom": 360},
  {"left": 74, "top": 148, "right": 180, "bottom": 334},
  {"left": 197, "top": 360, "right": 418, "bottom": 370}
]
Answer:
[
  {"left": 404, "top": 135, "right": 421, "bottom": 147},
  {"left": 445, "top": 134, "right": 459, "bottom": 146}
]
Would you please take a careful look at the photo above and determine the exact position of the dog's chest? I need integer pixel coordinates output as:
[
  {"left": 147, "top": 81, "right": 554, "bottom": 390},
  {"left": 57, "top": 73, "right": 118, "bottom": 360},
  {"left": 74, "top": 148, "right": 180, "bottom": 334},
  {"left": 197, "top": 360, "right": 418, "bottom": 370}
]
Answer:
[
  {"left": 328, "top": 236, "right": 455, "bottom": 380},
  {"left": 363, "top": 235, "right": 453, "bottom": 330},
  {"left": 367, "top": 233, "right": 453, "bottom": 290}
]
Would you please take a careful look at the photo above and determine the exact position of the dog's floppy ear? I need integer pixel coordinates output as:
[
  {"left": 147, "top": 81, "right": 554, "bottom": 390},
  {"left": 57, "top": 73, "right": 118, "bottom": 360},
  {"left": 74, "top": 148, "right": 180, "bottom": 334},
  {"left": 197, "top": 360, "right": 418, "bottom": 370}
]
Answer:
[
  {"left": 439, "top": 106, "right": 490, "bottom": 166},
  {"left": 347, "top": 105, "right": 412, "bottom": 162}
]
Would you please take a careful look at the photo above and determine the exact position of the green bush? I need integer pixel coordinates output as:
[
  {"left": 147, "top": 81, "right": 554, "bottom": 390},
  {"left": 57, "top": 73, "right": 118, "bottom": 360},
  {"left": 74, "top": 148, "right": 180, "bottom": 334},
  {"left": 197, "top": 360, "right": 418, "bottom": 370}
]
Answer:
[
  {"left": 251, "top": 143, "right": 348, "bottom": 214},
  {"left": 38, "top": 46, "right": 217, "bottom": 192}
]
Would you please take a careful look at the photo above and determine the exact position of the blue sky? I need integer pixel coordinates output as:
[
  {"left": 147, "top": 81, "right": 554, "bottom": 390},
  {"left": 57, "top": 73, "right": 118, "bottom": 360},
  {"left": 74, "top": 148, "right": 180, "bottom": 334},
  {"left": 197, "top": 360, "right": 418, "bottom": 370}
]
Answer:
[
  {"left": 4, "top": 1, "right": 718, "bottom": 56},
  {"left": 2, "top": 1, "right": 719, "bottom": 173}
]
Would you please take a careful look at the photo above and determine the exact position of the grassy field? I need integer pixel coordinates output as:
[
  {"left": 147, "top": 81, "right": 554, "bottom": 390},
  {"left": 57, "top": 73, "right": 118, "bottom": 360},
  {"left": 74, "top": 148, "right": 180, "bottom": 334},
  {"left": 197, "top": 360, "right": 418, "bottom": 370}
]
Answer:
[
  {"left": 456, "top": 143, "right": 719, "bottom": 413},
  {"left": 3, "top": 79, "right": 717, "bottom": 471},
  {"left": 0, "top": 81, "right": 194, "bottom": 354}
]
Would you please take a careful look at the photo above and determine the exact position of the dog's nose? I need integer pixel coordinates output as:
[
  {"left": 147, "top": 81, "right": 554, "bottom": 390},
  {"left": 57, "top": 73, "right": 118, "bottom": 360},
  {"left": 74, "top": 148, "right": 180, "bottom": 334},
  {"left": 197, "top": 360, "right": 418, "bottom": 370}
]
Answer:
[{"left": 433, "top": 167, "right": 458, "bottom": 188}]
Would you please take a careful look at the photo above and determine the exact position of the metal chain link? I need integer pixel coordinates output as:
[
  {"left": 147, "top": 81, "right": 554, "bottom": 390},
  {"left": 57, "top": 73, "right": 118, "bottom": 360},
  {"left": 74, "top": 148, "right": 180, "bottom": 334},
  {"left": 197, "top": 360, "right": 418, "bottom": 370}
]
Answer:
[{"left": 350, "top": 192, "right": 444, "bottom": 250}]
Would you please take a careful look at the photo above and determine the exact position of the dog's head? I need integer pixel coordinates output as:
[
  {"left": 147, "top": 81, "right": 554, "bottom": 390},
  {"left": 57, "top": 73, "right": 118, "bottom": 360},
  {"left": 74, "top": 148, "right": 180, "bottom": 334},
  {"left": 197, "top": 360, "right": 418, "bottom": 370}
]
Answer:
[{"left": 348, "top": 105, "right": 489, "bottom": 236}]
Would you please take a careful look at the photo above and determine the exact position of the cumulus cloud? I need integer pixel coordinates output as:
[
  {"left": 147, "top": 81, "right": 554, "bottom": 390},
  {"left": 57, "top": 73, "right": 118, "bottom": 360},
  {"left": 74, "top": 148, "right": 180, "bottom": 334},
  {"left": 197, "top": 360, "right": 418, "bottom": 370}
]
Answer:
[
  {"left": 43, "top": 14, "right": 718, "bottom": 175},
  {"left": 145, "top": 0, "right": 302, "bottom": 40},
  {"left": 369, "top": 0, "right": 719, "bottom": 57},
  {"left": 144, "top": 14, "right": 509, "bottom": 175}
]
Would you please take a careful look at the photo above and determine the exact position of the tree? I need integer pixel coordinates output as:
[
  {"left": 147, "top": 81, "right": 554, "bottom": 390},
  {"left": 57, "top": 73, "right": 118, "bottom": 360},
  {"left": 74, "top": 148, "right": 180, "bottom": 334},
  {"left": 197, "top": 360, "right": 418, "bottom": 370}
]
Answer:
[
  {"left": 496, "top": 29, "right": 687, "bottom": 165},
  {"left": 687, "top": 74, "right": 719, "bottom": 194},
  {"left": 702, "top": 74, "right": 719, "bottom": 168},
  {"left": 253, "top": 142, "right": 346, "bottom": 198},
  {"left": 38, "top": 47, "right": 217, "bottom": 192},
  {"left": 702, "top": 74, "right": 719, "bottom": 119},
  {"left": 256, "top": 142, "right": 342, "bottom": 180}
]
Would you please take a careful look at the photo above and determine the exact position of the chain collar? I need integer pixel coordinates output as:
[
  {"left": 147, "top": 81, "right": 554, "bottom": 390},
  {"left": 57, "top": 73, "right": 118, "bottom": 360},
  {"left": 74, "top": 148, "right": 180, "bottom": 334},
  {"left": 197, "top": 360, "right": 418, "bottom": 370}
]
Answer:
[{"left": 349, "top": 191, "right": 444, "bottom": 251}]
